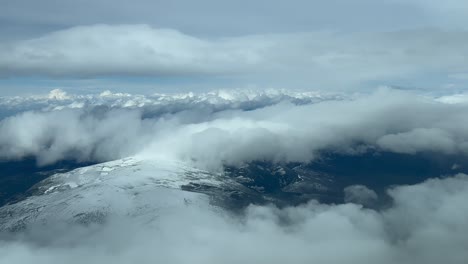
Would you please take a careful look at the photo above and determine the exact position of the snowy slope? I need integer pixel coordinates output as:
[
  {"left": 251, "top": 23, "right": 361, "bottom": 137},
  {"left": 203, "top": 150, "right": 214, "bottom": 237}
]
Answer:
[{"left": 0, "top": 157, "right": 231, "bottom": 231}]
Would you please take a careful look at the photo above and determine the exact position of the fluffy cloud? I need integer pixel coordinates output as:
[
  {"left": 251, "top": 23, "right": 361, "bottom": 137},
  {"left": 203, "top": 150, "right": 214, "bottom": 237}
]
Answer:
[
  {"left": 1, "top": 88, "right": 468, "bottom": 169},
  {"left": 376, "top": 128, "right": 458, "bottom": 154},
  {"left": 0, "top": 25, "right": 266, "bottom": 77},
  {"left": 0, "top": 89, "right": 334, "bottom": 165},
  {"left": 1, "top": 174, "right": 468, "bottom": 263}
]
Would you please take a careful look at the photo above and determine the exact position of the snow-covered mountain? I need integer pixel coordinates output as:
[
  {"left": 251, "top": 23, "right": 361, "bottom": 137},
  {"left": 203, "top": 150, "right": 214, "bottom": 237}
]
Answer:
[
  {"left": 0, "top": 155, "right": 340, "bottom": 231},
  {"left": 0, "top": 157, "right": 229, "bottom": 231},
  {"left": 4, "top": 150, "right": 465, "bottom": 232}
]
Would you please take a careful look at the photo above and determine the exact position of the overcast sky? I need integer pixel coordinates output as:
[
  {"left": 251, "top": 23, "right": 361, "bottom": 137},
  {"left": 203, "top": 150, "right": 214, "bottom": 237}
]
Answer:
[{"left": 1, "top": 0, "right": 468, "bottom": 95}]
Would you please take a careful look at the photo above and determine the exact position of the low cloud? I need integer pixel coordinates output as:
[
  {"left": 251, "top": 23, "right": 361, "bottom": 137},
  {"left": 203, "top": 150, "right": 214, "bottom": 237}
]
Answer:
[
  {"left": 1, "top": 174, "right": 468, "bottom": 263},
  {"left": 376, "top": 128, "right": 458, "bottom": 155},
  {"left": 0, "top": 108, "right": 153, "bottom": 165},
  {"left": 344, "top": 185, "right": 378, "bottom": 207},
  {"left": 2, "top": 88, "right": 468, "bottom": 168}
]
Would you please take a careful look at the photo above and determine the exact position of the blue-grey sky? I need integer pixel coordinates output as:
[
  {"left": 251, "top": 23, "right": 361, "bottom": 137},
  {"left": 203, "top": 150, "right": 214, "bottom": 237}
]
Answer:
[
  {"left": 1, "top": 0, "right": 468, "bottom": 95},
  {"left": 0, "top": 0, "right": 430, "bottom": 37}
]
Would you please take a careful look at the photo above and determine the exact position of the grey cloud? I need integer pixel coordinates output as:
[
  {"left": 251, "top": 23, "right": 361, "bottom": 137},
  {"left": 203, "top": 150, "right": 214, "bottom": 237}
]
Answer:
[
  {"left": 344, "top": 185, "right": 378, "bottom": 207},
  {"left": 2, "top": 25, "right": 468, "bottom": 89},
  {"left": 0, "top": 25, "right": 265, "bottom": 77}
]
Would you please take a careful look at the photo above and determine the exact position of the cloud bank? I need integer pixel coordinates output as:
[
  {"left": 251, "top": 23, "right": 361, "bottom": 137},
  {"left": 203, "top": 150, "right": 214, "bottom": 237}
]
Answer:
[
  {"left": 1, "top": 88, "right": 468, "bottom": 169},
  {"left": 2, "top": 25, "right": 468, "bottom": 88},
  {"left": 1, "top": 174, "right": 468, "bottom": 264}
]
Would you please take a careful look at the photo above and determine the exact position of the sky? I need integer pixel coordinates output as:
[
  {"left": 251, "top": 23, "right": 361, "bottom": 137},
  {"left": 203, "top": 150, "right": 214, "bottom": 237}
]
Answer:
[{"left": 1, "top": 0, "right": 468, "bottom": 95}]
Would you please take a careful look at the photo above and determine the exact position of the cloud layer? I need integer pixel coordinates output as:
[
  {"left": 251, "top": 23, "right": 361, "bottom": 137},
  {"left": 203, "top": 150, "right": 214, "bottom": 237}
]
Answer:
[
  {"left": 1, "top": 88, "right": 468, "bottom": 169},
  {"left": 2, "top": 25, "right": 468, "bottom": 89},
  {"left": 1, "top": 174, "right": 468, "bottom": 263}
]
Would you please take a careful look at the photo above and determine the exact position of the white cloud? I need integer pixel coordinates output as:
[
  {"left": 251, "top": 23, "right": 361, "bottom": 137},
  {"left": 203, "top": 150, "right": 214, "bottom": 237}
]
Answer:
[
  {"left": 377, "top": 128, "right": 457, "bottom": 154},
  {"left": 436, "top": 93, "right": 468, "bottom": 104},
  {"left": 47, "top": 89, "right": 70, "bottom": 100},
  {"left": 1, "top": 88, "right": 468, "bottom": 168},
  {"left": 0, "top": 108, "right": 153, "bottom": 165},
  {"left": 0, "top": 24, "right": 266, "bottom": 77}
]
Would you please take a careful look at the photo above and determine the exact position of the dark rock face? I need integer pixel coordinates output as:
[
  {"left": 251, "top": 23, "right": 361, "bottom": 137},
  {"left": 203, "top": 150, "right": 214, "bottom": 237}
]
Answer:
[
  {"left": 222, "top": 161, "right": 338, "bottom": 207},
  {"left": 225, "top": 161, "right": 302, "bottom": 193},
  {"left": 196, "top": 151, "right": 468, "bottom": 209},
  {"left": 307, "top": 151, "right": 468, "bottom": 192}
]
